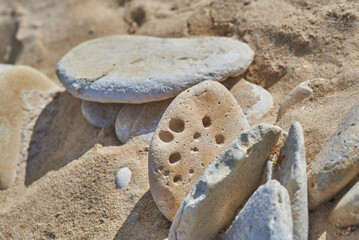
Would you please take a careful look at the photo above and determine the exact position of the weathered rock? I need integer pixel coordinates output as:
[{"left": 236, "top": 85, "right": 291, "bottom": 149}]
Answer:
[
  {"left": 168, "top": 124, "right": 283, "bottom": 240},
  {"left": 223, "top": 180, "right": 293, "bottom": 240},
  {"left": 116, "top": 167, "right": 132, "bottom": 189},
  {"left": 273, "top": 122, "right": 308, "bottom": 240},
  {"left": 149, "top": 80, "right": 249, "bottom": 221},
  {"left": 115, "top": 99, "right": 172, "bottom": 144},
  {"left": 309, "top": 102, "right": 359, "bottom": 209},
  {"left": 56, "top": 35, "right": 254, "bottom": 103},
  {"left": 329, "top": 180, "right": 359, "bottom": 227},
  {"left": 0, "top": 65, "right": 58, "bottom": 189},
  {"left": 277, "top": 78, "right": 324, "bottom": 120},
  {"left": 81, "top": 100, "right": 123, "bottom": 128},
  {"left": 228, "top": 78, "right": 273, "bottom": 124}
]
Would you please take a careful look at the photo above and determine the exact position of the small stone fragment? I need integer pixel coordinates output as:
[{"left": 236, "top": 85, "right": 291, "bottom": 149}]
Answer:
[
  {"left": 277, "top": 78, "right": 324, "bottom": 120},
  {"left": 273, "top": 122, "right": 308, "bottom": 240},
  {"left": 116, "top": 167, "right": 132, "bottom": 189},
  {"left": 115, "top": 99, "right": 172, "bottom": 144},
  {"left": 223, "top": 180, "right": 293, "bottom": 240},
  {"left": 168, "top": 124, "right": 283, "bottom": 240},
  {"left": 81, "top": 100, "right": 123, "bottom": 128},
  {"left": 56, "top": 35, "right": 254, "bottom": 103},
  {"left": 0, "top": 65, "right": 58, "bottom": 189},
  {"left": 228, "top": 78, "right": 273, "bottom": 124},
  {"left": 308, "top": 101, "right": 359, "bottom": 209},
  {"left": 329, "top": 180, "right": 359, "bottom": 227},
  {"left": 149, "top": 80, "right": 249, "bottom": 221}
]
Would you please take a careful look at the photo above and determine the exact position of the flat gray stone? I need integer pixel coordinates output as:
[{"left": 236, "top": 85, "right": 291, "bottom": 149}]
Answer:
[
  {"left": 223, "top": 180, "right": 293, "bottom": 240},
  {"left": 168, "top": 124, "right": 283, "bottom": 240},
  {"left": 81, "top": 100, "right": 123, "bottom": 128},
  {"left": 273, "top": 122, "right": 308, "bottom": 240},
  {"left": 115, "top": 167, "right": 132, "bottom": 189},
  {"left": 329, "top": 180, "right": 359, "bottom": 227},
  {"left": 308, "top": 102, "right": 359, "bottom": 209},
  {"left": 56, "top": 35, "right": 254, "bottom": 103}
]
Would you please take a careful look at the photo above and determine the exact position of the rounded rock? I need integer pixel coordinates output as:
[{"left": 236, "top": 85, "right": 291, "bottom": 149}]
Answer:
[
  {"left": 116, "top": 167, "right": 132, "bottom": 189},
  {"left": 81, "top": 100, "right": 123, "bottom": 128}
]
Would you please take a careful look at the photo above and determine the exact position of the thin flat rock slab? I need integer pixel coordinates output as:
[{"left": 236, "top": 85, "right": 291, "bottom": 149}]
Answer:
[
  {"left": 308, "top": 102, "right": 359, "bottom": 209},
  {"left": 273, "top": 122, "right": 308, "bottom": 240},
  {"left": 81, "top": 100, "right": 123, "bottom": 128},
  {"left": 329, "top": 180, "right": 359, "bottom": 228},
  {"left": 56, "top": 35, "right": 254, "bottom": 103},
  {"left": 222, "top": 180, "right": 293, "bottom": 240},
  {"left": 149, "top": 80, "right": 249, "bottom": 221},
  {"left": 168, "top": 124, "right": 283, "bottom": 240},
  {"left": 0, "top": 65, "right": 58, "bottom": 189},
  {"left": 115, "top": 99, "right": 172, "bottom": 144}
]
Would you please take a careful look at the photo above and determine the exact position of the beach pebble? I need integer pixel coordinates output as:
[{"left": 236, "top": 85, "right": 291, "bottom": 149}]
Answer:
[
  {"left": 223, "top": 180, "right": 293, "bottom": 240},
  {"left": 228, "top": 78, "right": 273, "bottom": 124},
  {"left": 116, "top": 167, "right": 132, "bottom": 189},
  {"left": 81, "top": 100, "right": 123, "bottom": 128},
  {"left": 0, "top": 65, "right": 58, "bottom": 189},
  {"left": 273, "top": 122, "right": 308, "bottom": 240},
  {"left": 329, "top": 180, "right": 359, "bottom": 227},
  {"left": 168, "top": 124, "right": 283, "bottom": 240},
  {"left": 149, "top": 80, "right": 249, "bottom": 221},
  {"left": 56, "top": 35, "right": 254, "bottom": 103},
  {"left": 115, "top": 99, "right": 172, "bottom": 144},
  {"left": 308, "top": 101, "right": 359, "bottom": 209}
]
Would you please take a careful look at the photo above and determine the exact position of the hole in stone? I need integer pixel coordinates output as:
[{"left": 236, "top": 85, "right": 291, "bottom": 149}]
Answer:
[
  {"left": 189, "top": 169, "right": 194, "bottom": 174},
  {"left": 169, "top": 118, "right": 185, "bottom": 133},
  {"left": 173, "top": 175, "right": 182, "bottom": 183},
  {"left": 159, "top": 131, "right": 174, "bottom": 142},
  {"left": 169, "top": 152, "right": 181, "bottom": 164},
  {"left": 193, "top": 132, "right": 201, "bottom": 139},
  {"left": 191, "top": 147, "right": 199, "bottom": 152},
  {"left": 159, "top": 166, "right": 164, "bottom": 171},
  {"left": 201, "top": 163, "right": 204, "bottom": 167},
  {"left": 215, "top": 134, "right": 225, "bottom": 144},
  {"left": 202, "top": 116, "right": 211, "bottom": 128},
  {"left": 164, "top": 171, "right": 169, "bottom": 177}
]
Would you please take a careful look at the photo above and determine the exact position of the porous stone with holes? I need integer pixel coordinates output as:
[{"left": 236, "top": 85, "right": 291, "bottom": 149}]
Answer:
[
  {"left": 148, "top": 80, "right": 249, "bottom": 221},
  {"left": 56, "top": 35, "right": 254, "bottom": 103},
  {"left": 81, "top": 100, "right": 123, "bottom": 128}
]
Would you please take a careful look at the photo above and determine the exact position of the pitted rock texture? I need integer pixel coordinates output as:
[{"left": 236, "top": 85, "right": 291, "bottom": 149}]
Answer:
[
  {"left": 273, "top": 122, "right": 308, "bottom": 240},
  {"left": 0, "top": 65, "right": 58, "bottom": 189},
  {"left": 149, "top": 80, "right": 249, "bottom": 221},
  {"left": 81, "top": 100, "right": 123, "bottom": 128},
  {"left": 308, "top": 101, "right": 359, "bottom": 209},
  {"left": 115, "top": 99, "right": 172, "bottom": 144},
  {"left": 223, "top": 180, "right": 293, "bottom": 240},
  {"left": 56, "top": 35, "right": 254, "bottom": 103},
  {"left": 329, "top": 180, "right": 359, "bottom": 228},
  {"left": 168, "top": 124, "right": 283, "bottom": 240}
]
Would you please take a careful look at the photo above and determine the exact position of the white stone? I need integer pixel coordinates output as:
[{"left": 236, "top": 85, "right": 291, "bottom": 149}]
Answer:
[
  {"left": 81, "top": 100, "right": 123, "bottom": 128},
  {"left": 223, "top": 180, "right": 293, "bottom": 240},
  {"left": 168, "top": 124, "right": 283, "bottom": 240},
  {"left": 116, "top": 167, "right": 132, "bottom": 189},
  {"left": 56, "top": 35, "right": 254, "bottom": 103}
]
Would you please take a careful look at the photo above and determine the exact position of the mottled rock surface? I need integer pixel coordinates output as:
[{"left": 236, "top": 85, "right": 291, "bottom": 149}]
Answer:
[
  {"left": 169, "top": 124, "right": 283, "bottom": 240},
  {"left": 81, "top": 100, "right": 123, "bottom": 128},
  {"left": 149, "top": 80, "right": 249, "bottom": 221}
]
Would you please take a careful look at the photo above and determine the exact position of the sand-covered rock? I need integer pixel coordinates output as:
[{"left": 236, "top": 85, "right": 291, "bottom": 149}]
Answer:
[
  {"left": 0, "top": 65, "right": 58, "bottom": 189},
  {"left": 149, "top": 80, "right": 249, "bottom": 221},
  {"left": 169, "top": 124, "right": 283, "bottom": 240},
  {"left": 56, "top": 35, "right": 254, "bottom": 103},
  {"left": 81, "top": 100, "right": 123, "bottom": 128},
  {"left": 273, "top": 122, "right": 308, "bottom": 240},
  {"left": 223, "top": 180, "right": 293, "bottom": 240}
]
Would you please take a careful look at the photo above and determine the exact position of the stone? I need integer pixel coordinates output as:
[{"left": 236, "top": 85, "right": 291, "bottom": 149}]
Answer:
[
  {"left": 81, "top": 100, "right": 123, "bottom": 128},
  {"left": 116, "top": 167, "right": 132, "bottom": 189},
  {"left": 329, "top": 180, "right": 359, "bottom": 227},
  {"left": 273, "top": 122, "right": 308, "bottom": 240},
  {"left": 168, "top": 124, "right": 283, "bottom": 240},
  {"left": 149, "top": 80, "right": 250, "bottom": 221},
  {"left": 222, "top": 180, "right": 293, "bottom": 240},
  {"left": 56, "top": 35, "right": 254, "bottom": 103},
  {"left": 0, "top": 65, "right": 58, "bottom": 189},
  {"left": 308, "top": 101, "right": 359, "bottom": 209},
  {"left": 228, "top": 78, "right": 273, "bottom": 124},
  {"left": 115, "top": 99, "right": 172, "bottom": 144},
  {"left": 277, "top": 78, "right": 324, "bottom": 120}
]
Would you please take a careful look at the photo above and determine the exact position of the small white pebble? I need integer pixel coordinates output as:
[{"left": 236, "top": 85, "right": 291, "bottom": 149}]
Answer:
[{"left": 116, "top": 167, "right": 132, "bottom": 189}]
